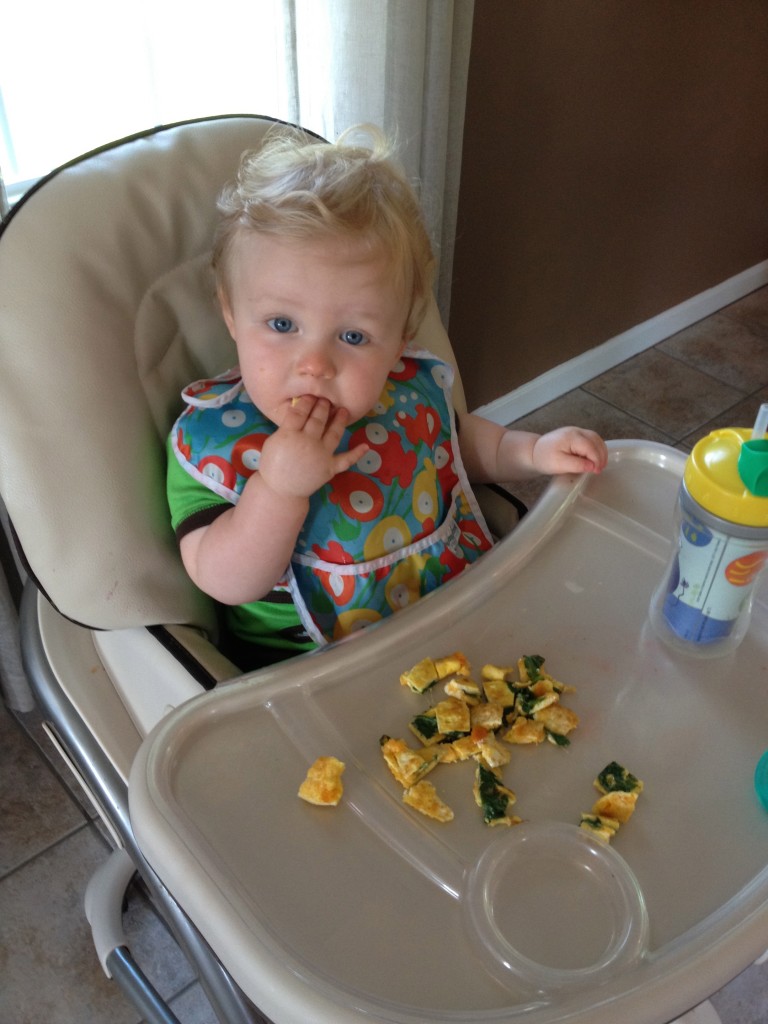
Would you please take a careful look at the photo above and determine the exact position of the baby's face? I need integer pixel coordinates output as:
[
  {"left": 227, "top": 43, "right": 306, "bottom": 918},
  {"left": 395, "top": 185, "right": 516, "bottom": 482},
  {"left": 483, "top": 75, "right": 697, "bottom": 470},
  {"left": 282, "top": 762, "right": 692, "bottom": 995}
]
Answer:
[{"left": 219, "top": 231, "right": 411, "bottom": 426}]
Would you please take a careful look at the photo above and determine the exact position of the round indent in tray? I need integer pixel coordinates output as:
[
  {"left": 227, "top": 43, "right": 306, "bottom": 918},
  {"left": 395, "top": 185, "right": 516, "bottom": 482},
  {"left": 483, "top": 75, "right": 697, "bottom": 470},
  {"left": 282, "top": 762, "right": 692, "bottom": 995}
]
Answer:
[{"left": 463, "top": 822, "right": 648, "bottom": 993}]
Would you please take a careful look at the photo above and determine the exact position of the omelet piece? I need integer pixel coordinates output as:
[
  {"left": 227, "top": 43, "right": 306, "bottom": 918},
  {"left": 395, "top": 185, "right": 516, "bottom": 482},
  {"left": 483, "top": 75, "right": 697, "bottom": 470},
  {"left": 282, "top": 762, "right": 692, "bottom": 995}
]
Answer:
[
  {"left": 408, "top": 709, "right": 443, "bottom": 746},
  {"left": 380, "top": 737, "right": 441, "bottom": 787},
  {"left": 579, "top": 813, "right": 620, "bottom": 842},
  {"left": 517, "top": 655, "right": 575, "bottom": 695},
  {"left": 529, "top": 676, "right": 570, "bottom": 699},
  {"left": 482, "top": 677, "right": 517, "bottom": 707},
  {"left": 435, "top": 744, "right": 460, "bottom": 764},
  {"left": 517, "top": 654, "right": 546, "bottom": 683},
  {"left": 470, "top": 701, "right": 504, "bottom": 731},
  {"left": 403, "top": 779, "right": 454, "bottom": 822},
  {"left": 434, "top": 697, "right": 471, "bottom": 735},
  {"left": 535, "top": 703, "right": 580, "bottom": 737},
  {"left": 298, "top": 756, "right": 346, "bottom": 807},
  {"left": 502, "top": 716, "right": 546, "bottom": 745},
  {"left": 594, "top": 761, "right": 644, "bottom": 796},
  {"left": 400, "top": 657, "right": 439, "bottom": 693},
  {"left": 592, "top": 790, "right": 639, "bottom": 824},
  {"left": 474, "top": 761, "right": 518, "bottom": 827},
  {"left": 515, "top": 686, "right": 559, "bottom": 717},
  {"left": 475, "top": 734, "right": 511, "bottom": 768},
  {"left": 441, "top": 729, "right": 483, "bottom": 762},
  {"left": 434, "top": 651, "right": 471, "bottom": 679},
  {"left": 444, "top": 676, "right": 482, "bottom": 703},
  {"left": 481, "top": 663, "right": 517, "bottom": 683}
]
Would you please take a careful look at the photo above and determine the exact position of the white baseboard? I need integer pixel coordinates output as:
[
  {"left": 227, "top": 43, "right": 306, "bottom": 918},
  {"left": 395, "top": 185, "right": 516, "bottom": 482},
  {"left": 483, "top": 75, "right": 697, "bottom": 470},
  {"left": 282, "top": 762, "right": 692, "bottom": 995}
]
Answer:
[{"left": 474, "top": 260, "right": 768, "bottom": 424}]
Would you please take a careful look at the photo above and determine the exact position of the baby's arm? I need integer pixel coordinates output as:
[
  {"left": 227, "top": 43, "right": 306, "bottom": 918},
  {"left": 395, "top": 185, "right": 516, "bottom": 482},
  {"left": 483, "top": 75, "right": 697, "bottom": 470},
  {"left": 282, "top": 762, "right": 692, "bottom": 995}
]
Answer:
[
  {"left": 457, "top": 412, "right": 608, "bottom": 484},
  {"left": 180, "top": 397, "right": 368, "bottom": 605}
]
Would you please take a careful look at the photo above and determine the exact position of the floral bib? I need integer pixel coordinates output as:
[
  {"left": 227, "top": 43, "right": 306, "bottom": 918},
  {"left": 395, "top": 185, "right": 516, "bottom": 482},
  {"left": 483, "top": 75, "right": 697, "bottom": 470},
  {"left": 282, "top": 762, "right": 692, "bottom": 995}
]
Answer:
[{"left": 171, "top": 349, "right": 493, "bottom": 645}]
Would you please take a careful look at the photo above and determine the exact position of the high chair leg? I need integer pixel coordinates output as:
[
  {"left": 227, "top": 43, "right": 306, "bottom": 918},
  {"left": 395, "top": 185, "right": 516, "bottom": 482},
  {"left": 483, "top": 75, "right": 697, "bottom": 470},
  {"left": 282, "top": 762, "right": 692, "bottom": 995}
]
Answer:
[
  {"left": 85, "top": 848, "right": 182, "bottom": 1024},
  {"left": 106, "top": 946, "right": 183, "bottom": 1024}
]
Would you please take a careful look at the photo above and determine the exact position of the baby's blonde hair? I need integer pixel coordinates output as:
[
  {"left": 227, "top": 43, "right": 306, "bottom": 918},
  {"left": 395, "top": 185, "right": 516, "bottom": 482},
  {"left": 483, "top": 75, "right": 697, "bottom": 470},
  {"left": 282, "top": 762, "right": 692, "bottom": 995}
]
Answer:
[{"left": 213, "top": 124, "right": 435, "bottom": 339}]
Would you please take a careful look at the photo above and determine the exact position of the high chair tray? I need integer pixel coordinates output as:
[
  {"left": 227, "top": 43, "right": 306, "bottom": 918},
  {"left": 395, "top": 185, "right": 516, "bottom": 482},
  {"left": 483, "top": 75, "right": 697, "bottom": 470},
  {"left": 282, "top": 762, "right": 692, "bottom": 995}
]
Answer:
[{"left": 130, "top": 441, "right": 768, "bottom": 1024}]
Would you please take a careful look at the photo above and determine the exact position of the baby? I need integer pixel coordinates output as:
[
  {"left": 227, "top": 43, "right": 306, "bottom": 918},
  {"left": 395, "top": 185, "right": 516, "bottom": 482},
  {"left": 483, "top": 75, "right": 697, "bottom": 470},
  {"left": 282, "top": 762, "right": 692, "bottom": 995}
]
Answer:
[{"left": 167, "top": 125, "right": 607, "bottom": 666}]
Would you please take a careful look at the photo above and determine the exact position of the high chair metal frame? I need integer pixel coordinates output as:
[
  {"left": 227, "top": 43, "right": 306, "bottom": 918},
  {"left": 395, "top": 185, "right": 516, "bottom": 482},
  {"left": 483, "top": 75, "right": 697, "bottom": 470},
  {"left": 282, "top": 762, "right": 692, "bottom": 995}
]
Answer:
[{"left": 0, "top": 114, "right": 521, "bottom": 1023}]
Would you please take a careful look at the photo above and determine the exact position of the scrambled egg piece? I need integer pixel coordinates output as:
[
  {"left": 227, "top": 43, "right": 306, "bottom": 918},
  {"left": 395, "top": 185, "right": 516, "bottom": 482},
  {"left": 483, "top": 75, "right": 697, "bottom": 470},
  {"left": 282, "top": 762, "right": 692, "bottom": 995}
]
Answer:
[
  {"left": 535, "top": 703, "right": 580, "bottom": 741},
  {"left": 380, "top": 736, "right": 441, "bottom": 787},
  {"left": 480, "top": 663, "right": 517, "bottom": 681},
  {"left": 444, "top": 676, "right": 482, "bottom": 703},
  {"left": 579, "top": 761, "right": 644, "bottom": 842},
  {"left": 434, "top": 696, "right": 471, "bottom": 735},
  {"left": 470, "top": 701, "right": 504, "bottom": 732},
  {"left": 400, "top": 657, "right": 440, "bottom": 693},
  {"left": 481, "top": 677, "right": 517, "bottom": 707},
  {"left": 403, "top": 780, "right": 454, "bottom": 822},
  {"left": 475, "top": 734, "right": 511, "bottom": 768},
  {"left": 503, "top": 717, "right": 546, "bottom": 745},
  {"left": 592, "top": 790, "right": 639, "bottom": 824},
  {"left": 434, "top": 651, "right": 471, "bottom": 678},
  {"left": 595, "top": 761, "right": 644, "bottom": 796},
  {"left": 474, "top": 762, "right": 520, "bottom": 827},
  {"left": 579, "top": 813, "right": 620, "bottom": 842},
  {"left": 440, "top": 730, "right": 484, "bottom": 763},
  {"left": 408, "top": 709, "right": 443, "bottom": 746},
  {"left": 298, "top": 756, "right": 346, "bottom": 806}
]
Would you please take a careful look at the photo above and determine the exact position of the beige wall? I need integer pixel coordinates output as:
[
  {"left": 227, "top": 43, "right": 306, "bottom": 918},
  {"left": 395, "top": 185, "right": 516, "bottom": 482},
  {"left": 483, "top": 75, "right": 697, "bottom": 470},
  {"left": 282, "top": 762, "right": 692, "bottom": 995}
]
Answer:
[{"left": 450, "top": 1, "right": 768, "bottom": 408}]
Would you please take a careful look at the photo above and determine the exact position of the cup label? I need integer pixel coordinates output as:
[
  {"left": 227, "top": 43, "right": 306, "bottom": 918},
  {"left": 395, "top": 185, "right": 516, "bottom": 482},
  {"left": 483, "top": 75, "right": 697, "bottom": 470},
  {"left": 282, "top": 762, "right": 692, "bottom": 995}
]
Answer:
[{"left": 662, "top": 511, "right": 768, "bottom": 642}]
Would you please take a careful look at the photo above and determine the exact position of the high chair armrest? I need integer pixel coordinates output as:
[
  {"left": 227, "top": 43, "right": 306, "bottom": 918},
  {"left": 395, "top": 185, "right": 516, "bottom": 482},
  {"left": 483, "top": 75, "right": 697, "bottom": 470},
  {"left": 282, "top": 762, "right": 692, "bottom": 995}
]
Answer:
[
  {"left": 93, "top": 625, "right": 241, "bottom": 739},
  {"left": 474, "top": 482, "right": 527, "bottom": 539}
]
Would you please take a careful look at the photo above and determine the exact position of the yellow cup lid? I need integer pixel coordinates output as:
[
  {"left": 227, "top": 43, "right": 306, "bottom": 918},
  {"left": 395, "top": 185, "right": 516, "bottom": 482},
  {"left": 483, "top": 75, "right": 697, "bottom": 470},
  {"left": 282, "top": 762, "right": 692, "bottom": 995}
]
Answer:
[{"left": 685, "top": 428, "right": 768, "bottom": 528}]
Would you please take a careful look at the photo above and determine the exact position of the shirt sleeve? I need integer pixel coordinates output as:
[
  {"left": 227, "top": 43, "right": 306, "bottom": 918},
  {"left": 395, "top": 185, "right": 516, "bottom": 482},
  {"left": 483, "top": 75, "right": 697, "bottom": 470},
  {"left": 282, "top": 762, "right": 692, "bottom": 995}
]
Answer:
[{"left": 166, "top": 433, "right": 231, "bottom": 539}]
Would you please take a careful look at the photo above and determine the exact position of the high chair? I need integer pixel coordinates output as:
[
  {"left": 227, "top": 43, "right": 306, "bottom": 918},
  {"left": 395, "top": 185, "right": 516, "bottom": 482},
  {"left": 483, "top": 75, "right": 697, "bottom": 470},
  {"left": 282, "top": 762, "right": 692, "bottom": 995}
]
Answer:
[{"left": 0, "top": 115, "right": 522, "bottom": 1023}]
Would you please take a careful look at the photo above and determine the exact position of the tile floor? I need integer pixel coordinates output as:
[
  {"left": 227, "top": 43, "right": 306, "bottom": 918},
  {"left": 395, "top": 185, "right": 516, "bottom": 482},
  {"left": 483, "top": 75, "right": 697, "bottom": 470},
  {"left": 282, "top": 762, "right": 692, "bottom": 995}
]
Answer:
[{"left": 1, "top": 287, "right": 768, "bottom": 1024}]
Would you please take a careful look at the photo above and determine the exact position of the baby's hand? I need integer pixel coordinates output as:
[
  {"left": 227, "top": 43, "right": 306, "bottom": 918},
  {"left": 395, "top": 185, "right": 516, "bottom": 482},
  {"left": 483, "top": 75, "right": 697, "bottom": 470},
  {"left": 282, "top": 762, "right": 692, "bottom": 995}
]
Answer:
[
  {"left": 532, "top": 427, "right": 608, "bottom": 476},
  {"left": 256, "top": 396, "right": 368, "bottom": 499}
]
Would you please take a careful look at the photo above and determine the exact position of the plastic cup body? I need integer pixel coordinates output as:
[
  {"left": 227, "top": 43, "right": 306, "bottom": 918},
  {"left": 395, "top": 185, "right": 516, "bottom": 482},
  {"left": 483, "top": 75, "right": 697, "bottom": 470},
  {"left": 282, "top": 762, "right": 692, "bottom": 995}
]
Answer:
[{"left": 650, "top": 485, "right": 768, "bottom": 657}]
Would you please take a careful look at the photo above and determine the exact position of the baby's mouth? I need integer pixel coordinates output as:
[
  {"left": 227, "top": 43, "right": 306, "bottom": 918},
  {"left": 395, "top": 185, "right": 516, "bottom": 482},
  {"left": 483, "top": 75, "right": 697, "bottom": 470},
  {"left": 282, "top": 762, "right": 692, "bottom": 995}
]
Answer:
[{"left": 291, "top": 393, "right": 336, "bottom": 411}]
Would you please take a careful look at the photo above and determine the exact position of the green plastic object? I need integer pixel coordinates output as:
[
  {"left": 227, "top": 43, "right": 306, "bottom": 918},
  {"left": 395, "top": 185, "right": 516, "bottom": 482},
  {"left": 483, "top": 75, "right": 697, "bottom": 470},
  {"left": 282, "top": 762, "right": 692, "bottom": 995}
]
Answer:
[
  {"left": 739, "top": 403, "right": 768, "bottom": 498},
  {"left": 755, "top": 750, "right": 768, "bottom": 813},
  {"left": 738, "top": 439, "right": 768, "bottom": 497}
]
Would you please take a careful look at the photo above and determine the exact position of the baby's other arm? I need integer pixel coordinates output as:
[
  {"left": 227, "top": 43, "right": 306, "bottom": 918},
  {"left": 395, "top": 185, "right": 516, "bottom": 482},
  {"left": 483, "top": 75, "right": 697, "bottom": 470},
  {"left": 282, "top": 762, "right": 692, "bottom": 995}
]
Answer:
[
  {"left": 180, "top": 397, "right": 367, "bottom": 605},
  {"left": 457, "top": 412, "right": 608, "bottom": 484}
]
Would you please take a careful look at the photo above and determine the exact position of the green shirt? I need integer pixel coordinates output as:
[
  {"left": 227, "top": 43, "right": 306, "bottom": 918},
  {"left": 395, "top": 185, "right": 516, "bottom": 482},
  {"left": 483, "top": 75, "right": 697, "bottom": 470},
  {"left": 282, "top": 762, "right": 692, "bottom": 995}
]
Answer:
[{"left": 166, "top": 435, "right": 315, "bottom": 652}]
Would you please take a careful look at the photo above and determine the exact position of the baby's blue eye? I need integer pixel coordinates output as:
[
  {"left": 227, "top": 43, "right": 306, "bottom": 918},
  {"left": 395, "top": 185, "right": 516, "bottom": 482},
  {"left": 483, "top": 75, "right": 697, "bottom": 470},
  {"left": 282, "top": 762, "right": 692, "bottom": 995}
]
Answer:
[
  {"left": 268, "top": 317, "right": 295, "bottom": 334},
  {"left": 341, "top": 329, "right": 368, "bottom": 346}
]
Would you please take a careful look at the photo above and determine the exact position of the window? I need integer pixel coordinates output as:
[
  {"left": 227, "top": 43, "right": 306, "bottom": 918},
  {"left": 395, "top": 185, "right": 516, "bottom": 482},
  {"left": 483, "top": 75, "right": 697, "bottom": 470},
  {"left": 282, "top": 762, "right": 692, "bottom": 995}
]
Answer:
[{"left": 1, "top": 0, "right": 292, "bottom": 201}]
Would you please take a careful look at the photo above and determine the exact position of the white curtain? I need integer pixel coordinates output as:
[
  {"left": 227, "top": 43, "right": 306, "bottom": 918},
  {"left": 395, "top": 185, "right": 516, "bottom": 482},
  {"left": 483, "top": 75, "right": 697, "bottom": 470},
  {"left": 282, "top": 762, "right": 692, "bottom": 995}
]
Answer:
[
  {"left": 1, "top": 2, "right": 473, "bottom": 317},
  {"left": 284, "top": 0, "right": 475, "bottom": 323}
]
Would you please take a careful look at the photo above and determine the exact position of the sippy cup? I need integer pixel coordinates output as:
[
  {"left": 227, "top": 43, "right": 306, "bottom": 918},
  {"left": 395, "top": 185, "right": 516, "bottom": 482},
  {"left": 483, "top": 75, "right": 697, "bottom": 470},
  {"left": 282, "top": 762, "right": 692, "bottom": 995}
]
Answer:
[{"left": 649, "top": 403, "right": 768, "bottom": 658}]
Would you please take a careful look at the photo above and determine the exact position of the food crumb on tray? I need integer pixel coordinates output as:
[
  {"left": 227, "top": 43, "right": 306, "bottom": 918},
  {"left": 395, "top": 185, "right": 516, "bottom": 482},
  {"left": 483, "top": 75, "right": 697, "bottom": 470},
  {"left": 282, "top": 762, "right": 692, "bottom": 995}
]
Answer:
[{"left": 298, "top": 756, "right": 346, "bottom": 806}]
